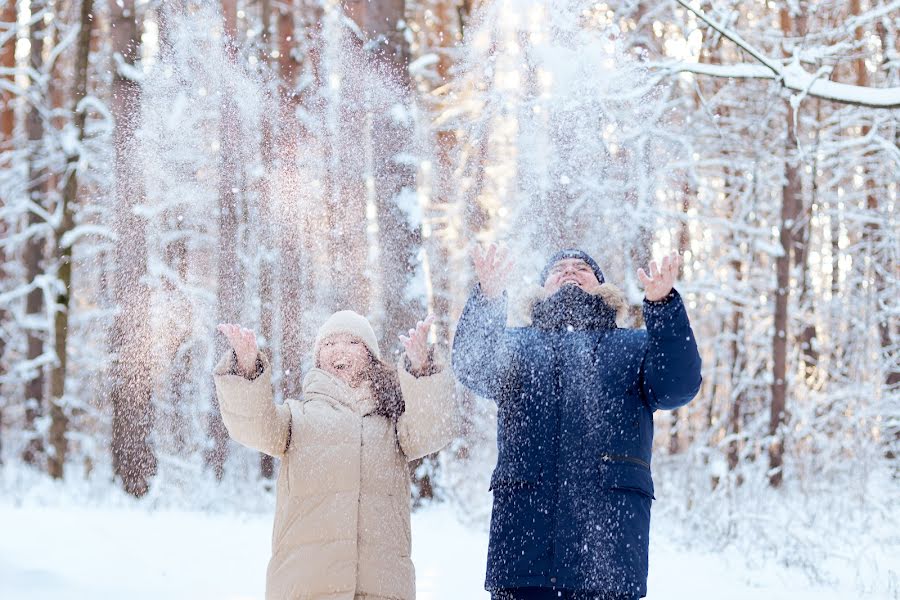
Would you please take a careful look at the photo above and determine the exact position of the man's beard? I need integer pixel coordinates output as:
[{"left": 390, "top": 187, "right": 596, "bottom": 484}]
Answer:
[{"left": 531, "top": 284, "right": 618, "bottom": 331}]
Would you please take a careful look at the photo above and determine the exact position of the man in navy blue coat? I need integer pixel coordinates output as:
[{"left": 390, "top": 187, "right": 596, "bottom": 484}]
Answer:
[{"left": 452, "top": 245, "right": 702, "bottom": 600}]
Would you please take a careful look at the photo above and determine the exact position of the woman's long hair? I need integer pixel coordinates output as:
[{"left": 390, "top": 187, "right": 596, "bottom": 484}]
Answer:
[
  {"left": 366, "top": 356, "right": 405, "bottom": 422},
  {"left": 315, "top": 347, "right": 405, "bottom": 421},
  {"left": 315, "top": 341, "right": 437, "bottom": 422}
]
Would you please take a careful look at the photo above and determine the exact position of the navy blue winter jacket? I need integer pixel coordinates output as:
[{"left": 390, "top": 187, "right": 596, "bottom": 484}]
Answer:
[{"left": 451, "top": 285, "right": 702, "bottom": 597}]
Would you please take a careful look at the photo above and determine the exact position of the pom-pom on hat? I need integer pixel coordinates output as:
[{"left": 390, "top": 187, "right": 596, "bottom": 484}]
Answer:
[{"left": 314, "top": 310, "right": 381, "bottom": 361}]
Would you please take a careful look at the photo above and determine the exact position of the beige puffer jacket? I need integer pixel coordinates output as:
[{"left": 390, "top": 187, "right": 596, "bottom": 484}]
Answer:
[{"left": 213, "top": 352, "right": 458, "bottom": 600}]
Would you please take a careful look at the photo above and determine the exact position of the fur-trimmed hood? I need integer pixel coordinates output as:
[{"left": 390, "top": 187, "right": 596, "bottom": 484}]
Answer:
[{"left": 507, "top": 282, "right": 628, "bottom": 328}]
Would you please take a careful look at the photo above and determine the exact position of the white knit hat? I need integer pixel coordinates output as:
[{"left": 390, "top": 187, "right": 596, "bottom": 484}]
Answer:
[{"left": 314, "top": 310, "right": 381, "bottom": 360}]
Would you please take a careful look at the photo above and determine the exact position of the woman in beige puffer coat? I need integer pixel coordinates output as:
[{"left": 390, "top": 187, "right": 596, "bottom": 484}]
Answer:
[{"left": 214, "top": 310, "right": 458, "bottom": 600}]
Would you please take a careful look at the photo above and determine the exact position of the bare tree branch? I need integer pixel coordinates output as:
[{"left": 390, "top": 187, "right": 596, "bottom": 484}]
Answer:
[{"left": 670, "top": 0, "right": 900, "bottom": 109}]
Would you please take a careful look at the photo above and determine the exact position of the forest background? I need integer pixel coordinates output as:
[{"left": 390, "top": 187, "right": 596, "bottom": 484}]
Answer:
[{"left": 0, "top": 0, "right": 897, "bottom": 594}]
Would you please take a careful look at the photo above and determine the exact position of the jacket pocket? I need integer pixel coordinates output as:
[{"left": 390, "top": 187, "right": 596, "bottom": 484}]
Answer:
[{"left": 597, "top": 454, "right": 655, "bottom": 499}]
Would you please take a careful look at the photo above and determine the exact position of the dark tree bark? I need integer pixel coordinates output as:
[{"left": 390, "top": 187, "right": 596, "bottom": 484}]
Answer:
[
  {"left": 206, "top": 0, "right": 242, "bottom": 480},
  {"left": 153, "top": 0, "right": 195, "bottom": 457},
  {"left": 725, "top": 160, "right": 747, "bottom": 479},
  {"left": 0, "top": 0, "right": 18, "bottom": 461},
  {"left": 275, "top": 0, "right": 310, "bottom": 405},
  {"left": 797, "top": 98, "right": 821, "bottom": 382},
  {"left": 769, "top": 6, "right": 807, "bottom": 489},
  {"left": 874, "top": 5, "right": 900, "bottom": 466},
  {"left": 345, "top": 0, "right": 434, "bottom": 499},
  {"left": 668, "top": 181, "right": 693, "bottom": 456},
  {"left": 46, "top": 0, "right": 95, "bottom": 479},
  {"left": 0, "top": 0, "right": 12, "bottom": 147},
  {"left": 423, "top": 0, "right": 461, "bottom": 347},
  {"left": 854, "top": 1, "right": 899, "bottom": 466},
  {"left": 257, "top": 0, "right": 276, "bottom": 480},
  {"left": 109, "top": 0, "right": 157, "bottom": 497},
  {"left": 317, "top": 3, "right": 368, "bottom": 315},
  {"left": 22, "top": 0, "right": 48, "bottom": 468},
  {"left": 346, "top": 0, "right": 423, "bottom": 352},
  {"left": 852, "top": 0, "right": 897, "bottom": 390}
]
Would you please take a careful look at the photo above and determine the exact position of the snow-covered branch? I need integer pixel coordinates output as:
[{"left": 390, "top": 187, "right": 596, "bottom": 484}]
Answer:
[
  {"left": 671, "top": 0, "right": 900, "bottom": 109},
  {"left": 113, "top": 52, "right": 145, "bottom": 82},
  {"left": 59, "top": 224, "right": 118, "bottom": 250},
  {"left": 45, "top": 22, "right": 80, "bottom": 77}
]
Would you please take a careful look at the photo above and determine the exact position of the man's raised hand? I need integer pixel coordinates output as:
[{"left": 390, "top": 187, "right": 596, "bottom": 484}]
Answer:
[
  {"left": 637, "top": 252, "right": 682, "bottom": 302},
  {"left": 473, "top": 243, "right": 514, "bottom": 299}
]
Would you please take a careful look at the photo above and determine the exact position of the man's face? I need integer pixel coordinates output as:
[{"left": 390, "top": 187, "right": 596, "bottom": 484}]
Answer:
[{"left": 543, "top": 258, "right": 601, "bottom": 295}]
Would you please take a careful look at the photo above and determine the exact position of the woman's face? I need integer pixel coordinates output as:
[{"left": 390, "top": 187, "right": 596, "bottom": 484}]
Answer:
[{"left": 318, "top": 333, "right": 371, "bottom": 386}]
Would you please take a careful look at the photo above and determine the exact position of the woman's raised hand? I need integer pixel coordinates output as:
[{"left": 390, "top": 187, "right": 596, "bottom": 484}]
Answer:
[
  {"left": 217, "top": 323, "right": 259, "bottom": 377},
  {"left": 473, "top": 243, "right": 514, "bottom": 299},
  {"left": 399, "top": 315, "right": 435, "bottom": 372}
]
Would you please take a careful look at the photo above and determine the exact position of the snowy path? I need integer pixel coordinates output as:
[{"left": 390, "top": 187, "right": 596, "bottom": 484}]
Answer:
[{"left": 0, "top": 502, "right": 875, "bottom": 600}]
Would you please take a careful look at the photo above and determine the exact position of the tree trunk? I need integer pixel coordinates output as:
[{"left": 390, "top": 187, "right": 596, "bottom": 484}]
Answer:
[
  {"left": 770, "top": 211, "right": 791, "bottom": 488},
  {"left": 853, "top": 0, "right": 895, "bottom": 389},
  {"left": 319, "top": 4, "right": 369, "bottom": 315},
  {"left": 853, "top": 1, "right": 898, "bottom": 466},
  {"left": 424, "top": 0, "right": 460, "bottom": 346},
  {"left": 109, "top": 0, "right": 156, "bottom": 497},
  {"left": 417, "top": 0, "right": 475, "bottom": 459},
  {"left": 726, "top": 176, "right": 746, "bottom": 478},
  {"left": 0, "top": 0, "right": 18, "bottom": 460},
  {"left": 257, "top": 0, "right": 276, "bottom": 481},
  {"left": 354, "top": 0, "right": 423, "bottom": 352},
  {"left": 347, "top": 0, "right": 431, "bottom": 498},
  {"left": 276, "top": 1, "right": 309, "bottom": 405},
  {"left": 620, "top": 2, "right": 659, "bottom": 328},
  {"left": 0, "top": 0, "right": 13, "bottom": 148},
  {"left": 46, "top": 0, "right": 94, "bottom": 479},
  {"left": 22, "top": 0, "right": 48, "bottom": 468},
  {"left": 769, "top": 7, "right": 806, "bottom": 489},
  {"left": 152, "top": 0, "right": 193, "bottom": 457},
  {"left": 206, "top": 0, "right": 242, "bottom": 480},
  {"left": 725, "top": 146, "right": 746, "bottom": 477},
  {"left": 668, "top": 181, "right": 693, "bottom": 455},
  {"left": 828, "top": 192, "right": 843, "bottom": 384},
  {"left": 797, "top": 98, "right": 821, "bottom": 382},
  {"left": 519, "top": 36, "right": 562, "bottom": 251},
  {"left": 727, "top": 279, "right": 745, "bottom": 474},
  {"left": 875, "top": 3, "right": 900, "bottom": 466}
]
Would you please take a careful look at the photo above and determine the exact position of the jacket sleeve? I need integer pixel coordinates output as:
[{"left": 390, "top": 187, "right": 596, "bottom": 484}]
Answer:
[
  {"left": 639, "top": 289, "right": 703, "bottom": 411},
  {"left": 213, "top": 350, "right": 291, "bottom": 458},
  {"left": 451, "top": 284, "right": 513, "bottom": 400},
  {"left": 396, "top": 361, "right": 459, "bottom": 462}
]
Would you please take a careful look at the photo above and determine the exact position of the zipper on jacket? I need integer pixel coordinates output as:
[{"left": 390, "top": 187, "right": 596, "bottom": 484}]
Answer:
[
  {"left": 600, "top": 453, "right": 650, "bottom": 469},
  {"left": 548, "top": 338, "right": 563, "bottom": 585}
]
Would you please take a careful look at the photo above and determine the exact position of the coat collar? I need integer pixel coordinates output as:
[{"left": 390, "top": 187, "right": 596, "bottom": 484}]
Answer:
[
  {"left": 531, "top": 286, "right": 618, "bottom": 331},
  {"left": 302, "top": 368, "right": 377, "bottom": 415},
  {"left": 507, "top": 282, "right": 628, "bottom": 329}
]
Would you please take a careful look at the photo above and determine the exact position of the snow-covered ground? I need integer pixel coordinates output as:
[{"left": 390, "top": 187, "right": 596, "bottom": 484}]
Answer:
[{"left": 1, "top": 495, "right": 889, "bottom": 600}]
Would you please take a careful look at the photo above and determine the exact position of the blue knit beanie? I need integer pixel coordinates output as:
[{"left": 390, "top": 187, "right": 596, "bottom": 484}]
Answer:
[{"left": 539, "top": 249, "right": 605, "bottom": 285}]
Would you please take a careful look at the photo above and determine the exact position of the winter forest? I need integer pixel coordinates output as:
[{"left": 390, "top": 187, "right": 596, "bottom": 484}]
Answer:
[{"left": 0, "top": 0, "right": 898, "bottom": 598}]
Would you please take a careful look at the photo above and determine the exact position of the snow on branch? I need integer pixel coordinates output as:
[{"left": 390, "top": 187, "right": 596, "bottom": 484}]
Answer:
[
  {"left": 46, "top": 22, "right": 80, "bottom": 76},
  {"left": 845, "top": 0, "right": 900, "bottom": 31},
  {"left": 59, "top": 224, "right": 118, "bottom": 250},
  {"left": 113, "top": 52, "right": 145, "bottom": 82},
  {"left": 671, "top": 0, "right": 900, "bottom": 109}
]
